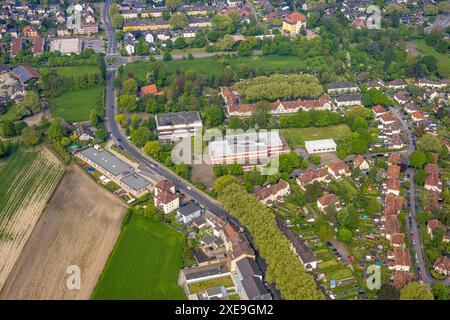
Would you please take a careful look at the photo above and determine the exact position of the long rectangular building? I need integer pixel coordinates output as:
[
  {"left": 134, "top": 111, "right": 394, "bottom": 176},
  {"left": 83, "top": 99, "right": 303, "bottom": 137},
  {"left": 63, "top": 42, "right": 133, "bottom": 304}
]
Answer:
[
  {"left": 155, "top": 111, "right": 203, "bottom": 141},
  {"left": 77, "top": 146, "right": 151, "bottom": 197},
  {"left": 208, "top": 131, "right": 286, "bottom": 165}
]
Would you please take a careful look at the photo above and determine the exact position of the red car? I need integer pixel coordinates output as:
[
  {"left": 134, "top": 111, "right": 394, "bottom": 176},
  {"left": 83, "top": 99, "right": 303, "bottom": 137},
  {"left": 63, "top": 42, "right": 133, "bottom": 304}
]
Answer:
[{"left": 410, "top": 232, "right": 414, "bottom": 240}]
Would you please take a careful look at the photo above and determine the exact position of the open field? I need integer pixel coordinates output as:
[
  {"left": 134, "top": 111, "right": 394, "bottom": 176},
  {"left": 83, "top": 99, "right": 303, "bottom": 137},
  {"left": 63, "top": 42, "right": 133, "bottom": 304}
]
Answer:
[
  {"left": 411, "top": 40, "right": 450, "bottom": 77},
  {"left": 38, "top": 65, "right": 99, "bottom": 78},
  {"left": 281, "top": 124, "right": 352, "bottom": 148},
  {"left": 0, "top": 145, "right": 64, "bottom": 291},
  {"left": 48, "top": 86, "right": 104, "bottom": 122},
  {"left": 0, "top": 105, "right": 19, "bottom": 123},
  {"left": 124, "top": 55, "right": 319, "bottom": 81},
  {"left": 0, "top": 165, "right": 127, "bottom": 299},
  {"left": 91, "top": 213, "right": 186, "bottom": 300}
]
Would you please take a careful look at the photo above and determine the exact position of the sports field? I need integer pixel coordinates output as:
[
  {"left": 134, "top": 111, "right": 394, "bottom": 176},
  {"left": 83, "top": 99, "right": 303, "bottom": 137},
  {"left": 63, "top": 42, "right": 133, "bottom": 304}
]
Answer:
[
  {"left": 0, "top": 145, "right": 64, "bottom": 290},
  {"left": 48, "top": 86, "right": 104, "bottom": 122},
  {"left": 91, "top": 213, "right": 186, "bottom": 300},
  {"left": 281, "top": 124, "right": 352, "bottom": 148},
  {"left": 124, "top": 55, "right": 318, "bottom": 81}
]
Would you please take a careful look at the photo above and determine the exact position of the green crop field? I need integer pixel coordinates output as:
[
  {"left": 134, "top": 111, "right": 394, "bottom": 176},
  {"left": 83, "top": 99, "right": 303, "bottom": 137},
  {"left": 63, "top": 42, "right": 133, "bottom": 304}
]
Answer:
[
  {"left": 412, "top": 40, "right": 450, "bottom": 77},
  {"left": 38, "top": 65, "right": 99, "bottom": 78},
  {"left": 281, "top": 124, "right": 352, "bottom": 148},
  {"left": 48, "top": 86, "right": 104, "bottom": 122},
  {"left": 124, "top": 55, "right": 321, "bottom": 81},
  {"left": 0, "top": 145, "right": 64, "bottom": 287},
  {"left": 91, "top": 213, "right": 186, "bottom": 300}
]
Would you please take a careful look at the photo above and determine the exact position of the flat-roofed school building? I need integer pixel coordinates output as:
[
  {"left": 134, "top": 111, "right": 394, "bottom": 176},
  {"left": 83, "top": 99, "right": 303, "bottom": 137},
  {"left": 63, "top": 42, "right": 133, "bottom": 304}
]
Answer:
[
  {"left": 305, "top": 139, "right": 337, "bottom": 154},
  {"left": 155, "top": 111, "right": 203, "bottom": 141},
  {"left": 77, "top": 146, "right": 151, "bottom": 197}
]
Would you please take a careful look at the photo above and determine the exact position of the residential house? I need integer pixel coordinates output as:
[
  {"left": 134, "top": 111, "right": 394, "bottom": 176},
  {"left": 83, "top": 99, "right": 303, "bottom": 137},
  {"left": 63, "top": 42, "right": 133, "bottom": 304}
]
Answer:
[
  {"left": 140, "top": 83, "right": 164, "bottom": 96},
  {"left": 334, "top": 93, "right": 362, "bottom": 107},
  {"left": 296, "top": 168, "right": 330, "bottom": 190},
  {"left": 154, "top": 179, "right": 176, "bottom": 196},
  {"left": 381, "top": 112, "right": 398, "bottom": 124},
  {"left": 387, "top": 153, "right": 401, "bottom": 166},
  {"left": 354, "top": 155, "right": 370, "bottom": 171},
  {"left": 372, "top": 105, "right": 387, "bottom": 118},
  {"left": 383, "top": 194, "right": 404, "bottom": 219},
  {"left": 327, "top": 81, "right": 359, "bottom": 94},
  {"left": 433, "top": 256, "right": 450, "bottom": 276},
  {"left": 385, "top": 134, "right": 404, "bottom": 149},
  {"left": 276, "top": 216, "right": 318, "bottom": 271},
  {"left": 74, "top": 124, "right": 95, "bottom": 141},
  {"left": 255, "top": 180, "right": 290, "bottom": 205},
  {"left": 404, "top": 102, "right": 417, "bottom": 114},
  {"left": 385, "top": 179, "right": 400, "bottom": 196},
  {"left": 388, "top": 248, "right": 411, "bottom": 272},
  {"left": 32, "top": 37, "right": 44, "bottom": 56},
  {"left": 154, "top": 190, "right": 180, "bottom": 214},
  {"left": 176, "top": 202, "right": 203, "bottom": 224},
  {"left": 390, "top": 233, "right": 405, "bottom": 248},
  {"left": 411, "top": 111, "right": 426, "bottom": 122},
  {"left": 394, "top": 91, "right": 409, "bottom": 104},
  {"left": 12, "top": 65, "right": 40, "bottom": 83},
  {"left": 327, "top": 161, "right": 351, "bottom": 180},
  {"left": 383, "top": 215, "right": 401, "bottom": 240},
  {"left": 427, "top": 219, "right": 442, "bottom": 239},
  {"left": 386, "top": 79, "right": 407, "bottom": 90},
  {"left": 317, "top": 194, "right": 341, "bottom": 212},
  {"left": 387, "top": 165, "right": 400, "bottom": 180},
  {"left": 367, "top": 80, "right": 384, "bottom": 90},
  {"left": 282, "top": 12, "right": 307, "bottom": 36},
  {"left": 392, "top": 271, "right": 412, "bottom": 290}
]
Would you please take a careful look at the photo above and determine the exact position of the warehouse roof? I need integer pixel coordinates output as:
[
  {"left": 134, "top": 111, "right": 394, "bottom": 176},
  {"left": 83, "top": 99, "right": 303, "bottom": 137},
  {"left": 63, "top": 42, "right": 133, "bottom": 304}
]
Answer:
[
  {"left": 156, "top": 111, "right": 202, "bottom": 127},
  {"left": 305, "top": 139, "right": 336, "bottom": 150},
  {"left": 121, "top": 173, "right": 151, "bottom": 191},
  {"left": 79, "top": 147, "right": 133, "bottom": 177}
]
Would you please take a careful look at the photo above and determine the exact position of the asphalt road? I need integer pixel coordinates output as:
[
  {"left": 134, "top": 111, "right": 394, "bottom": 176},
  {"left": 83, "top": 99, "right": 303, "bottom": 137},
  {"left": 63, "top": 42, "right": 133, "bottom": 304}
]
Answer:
[
  {"left": 101, "top": 0, "right": 281, "bottom": 299},
  {"left": 390, "top": 107, "right": 449, "bottom": 286}
]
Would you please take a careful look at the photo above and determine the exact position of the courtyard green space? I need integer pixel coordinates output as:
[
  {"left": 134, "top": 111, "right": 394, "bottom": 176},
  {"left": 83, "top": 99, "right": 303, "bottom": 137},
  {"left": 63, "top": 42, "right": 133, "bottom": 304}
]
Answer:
[
  {"left": 188, "top": 276, "right": 235, "bottom": 294},
  {"left": 48, "top": 86, "right": 104, "bottom": 122},
  {"left": 280, "top": 124, "right": 352, "bottom": 148},
  {"left": 91, "top": 213, "right": 186, "bottom": 300}
]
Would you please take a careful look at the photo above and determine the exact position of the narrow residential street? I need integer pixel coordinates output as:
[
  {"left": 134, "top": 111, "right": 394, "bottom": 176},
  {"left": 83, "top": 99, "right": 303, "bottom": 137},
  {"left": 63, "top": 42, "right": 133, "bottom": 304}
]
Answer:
[{"left": 390, "top": 106, "right": 449, "bottom": 286}]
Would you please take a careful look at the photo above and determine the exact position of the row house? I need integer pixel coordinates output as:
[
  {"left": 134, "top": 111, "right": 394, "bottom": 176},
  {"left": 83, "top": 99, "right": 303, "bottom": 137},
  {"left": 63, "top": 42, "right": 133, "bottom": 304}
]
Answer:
[
  {"left": 317, "top": 193, "right": 341, "bottom": 212},
  {"left": 334, "top": 93, "right": 362, "bottom": 107},
  {"left": 354, "top": 155, "right": 370, "bottom": 171},
  {"left": 424, "top": 163, "right": 442, "bottom": 193},
  {"left": 296, "top": 167, "right": 330, "bottom": 190},
  {"left": 404, "top": 102, "right": 417, "bottom": 114},
  {"left": 393, "top": 91, "right": 409, "bottom": 104},
  {"left": 255, "top": 180, "right": 291, "bottom": 205},
  {"left": 153, "top": 179, "right": 180, "bottom": 214},
  {"left": 416, "top": 78, "right": 446, "bottom": 89},
  {"left": 372, "top": 105, "right": 387, "bottom": 118},
  {"left": 221, "top": 86, "right": 332, "bottom": 117},
  {"left": 385, "top": 79, "right": 407, "bottom": 90},
  {"left": 387, "top": 248, "right": 411, "bottom": 272},
  {"left": 327, "top": 161, "right": 351, "bottom": 180},
  {"left": 327, "top": 81, "right": 359, "bottom": 94},
  {"left": 433, "top": 256, "right": 450, "bottom": 277},
  {"left": 366, "top": 79, "right": 384, "bottom": 90}
]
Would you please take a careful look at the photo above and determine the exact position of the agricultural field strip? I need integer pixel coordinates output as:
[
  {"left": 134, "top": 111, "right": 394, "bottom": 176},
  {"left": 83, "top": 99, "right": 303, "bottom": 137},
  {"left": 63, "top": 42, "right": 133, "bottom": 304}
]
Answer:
[{"left": 0, "top": 148, "right": 64, "bottom": 290}]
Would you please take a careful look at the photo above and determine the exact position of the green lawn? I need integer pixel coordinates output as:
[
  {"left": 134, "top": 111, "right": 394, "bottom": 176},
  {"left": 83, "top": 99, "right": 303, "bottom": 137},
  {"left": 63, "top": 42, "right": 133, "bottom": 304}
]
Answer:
[
  {"left": 124, "top": 55, "right": 319, "bottom": 81},
  {"left": 188, "top": 276, "right": 235, "bottom": 294},
  {"left": 91, "top": 213, "right": 186, "bottom": 300},
  {"left": 38, "top": 65, "right": 99, "bottom": 77},
  {"left": 281, "top": 124, "right": 352, "bottom": 148},
  {"left": 48, "top": 86, "right": 104, "bottom": 122},
  {"left": 411, "top": 40, "right": 450, "bottom": 77},
  {"left": 0, "top": 104, "right": 19, "bottom": 123}
]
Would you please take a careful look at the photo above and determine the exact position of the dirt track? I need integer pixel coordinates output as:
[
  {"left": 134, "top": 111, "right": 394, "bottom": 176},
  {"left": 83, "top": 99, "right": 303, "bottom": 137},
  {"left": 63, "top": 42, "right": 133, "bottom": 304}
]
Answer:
[{"left": 0, "top": 166, "right": 127, "bottom": 300}]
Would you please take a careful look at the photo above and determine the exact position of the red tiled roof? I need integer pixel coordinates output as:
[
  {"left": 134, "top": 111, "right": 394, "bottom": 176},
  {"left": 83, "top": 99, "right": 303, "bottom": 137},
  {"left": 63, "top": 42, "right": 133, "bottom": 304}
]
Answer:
[
  {"left": 385, "top": 215, "right": 401, "bottom": 236},
  {"left": 392, "top": 271, "right": 412, "bottom": 289},
  {"left": 318, "top": 193, "right": 339, "bottom": 207},
  {"left": 154, "top": 179, "right": 174, "bottom": 192},
  {"left": 433, "top": 256, "right": 450, "bottom": 272},
  {"left": 388, "top": 153, "right": 401, "bottom": 165},
  {"left": 156, "top": 191, "right": 178, "bottom": 204},
  {"left": 372, "top": 105, "right": 386, "bottom": 114},
  {"left": 387, "top": 165, "right": 400, "bottom": 180},
  {"left": 390, "top": 233, "right": 405, "bottom": 245},
  {"left": 384, "top": 194, "right": 403, "bottom": 216},
  {"left": 380, "top": 113, "right": 395, "bottom": 122},
  {"left": 283, "top": 12, "right": 306, "bottom": 24},
  {"left": 141, "top": 84, "right": 164, "bottom": 96}
]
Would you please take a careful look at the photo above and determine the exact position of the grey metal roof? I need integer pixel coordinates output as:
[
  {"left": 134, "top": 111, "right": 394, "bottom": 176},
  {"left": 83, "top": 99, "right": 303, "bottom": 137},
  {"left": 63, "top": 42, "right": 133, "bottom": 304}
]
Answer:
[
  {"left": 236, "top": 257, "right": 262, "bottom": 278},
  {"left": 241, "top": 276, "right": 270, "bottom": 300},
  {"left": 335, "top": 93, "right": 362, "bottom": 102},
  {"left": 121, "top": 173, "right": 151, "bottom": 191},
  {"left": 178, "top": 202, "right": 202, "bottom": 217},
  {"left": 79, "top": 147, "right": 133, "bottom": 177},
  {"left": 155, "top": 111, "right": 202, "bottom": 127}
]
